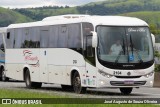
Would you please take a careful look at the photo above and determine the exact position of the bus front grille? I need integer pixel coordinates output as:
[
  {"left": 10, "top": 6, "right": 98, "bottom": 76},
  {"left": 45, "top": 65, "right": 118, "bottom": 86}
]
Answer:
[
  {"left": 115, "top": 76, "right": 141, "bottom": 79},
  {"left": 110, "top": 81, "right": 146, "bottom": 86}
]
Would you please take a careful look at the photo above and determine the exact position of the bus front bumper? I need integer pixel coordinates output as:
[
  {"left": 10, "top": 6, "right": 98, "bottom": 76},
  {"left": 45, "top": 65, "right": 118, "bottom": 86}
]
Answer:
[{"left": 97, "top": 74, "right": 154, "bottom": 88}]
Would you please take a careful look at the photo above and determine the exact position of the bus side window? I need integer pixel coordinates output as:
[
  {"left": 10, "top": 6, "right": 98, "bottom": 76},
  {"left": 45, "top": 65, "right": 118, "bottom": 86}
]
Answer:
[
  {"left": 40, "top": 30, "right": 49, "bottom": 48},
  {"left": 86, "top": 36, "right": 93, "bottom": 57},
  {"left": 0, "top": 44, "right": 4, "bottom": 52},
  {"left": 0, "top": 34, "right": 4, "bottom": 52},
  {"left": 21, "top": 27, "right": 40, "bottom": 48},
  {"left": 7, "top": 32, "right": 10, "bottom": 39},
  {"left": 82, "top": 22, "right": 95, "bottom": 65}
]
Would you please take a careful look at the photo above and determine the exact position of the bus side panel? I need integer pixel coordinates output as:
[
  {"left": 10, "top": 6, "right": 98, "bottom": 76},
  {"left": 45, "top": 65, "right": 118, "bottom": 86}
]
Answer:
[
  {"left": 85, "top": 62, "right": 98, "bottom": 87},
  {"left": 6, "top": 49, "right": 23, "bottom": 80},
  {"left": 47, "top": 48, "right": 86, "bottom": 85},
  {"left": 39, "top": 49, "right": 49, "bottom": 83},
  {"left": 24, "top": 49, "right": 40, "bottom": 82},
  {"left": 6, "top": 49, "right": 40, "bottom": 82}
]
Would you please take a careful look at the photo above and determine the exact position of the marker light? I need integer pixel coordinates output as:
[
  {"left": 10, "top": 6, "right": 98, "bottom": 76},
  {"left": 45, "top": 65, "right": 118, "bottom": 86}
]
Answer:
[
  {"left": 150, "top": 81, "right": 153, "bottom": 84},
  {"left": 100, "top": 81, "right": 105, "bottom": 85},
  {"left": 144, "top": 72, "right": 154, "bottom": 78}
]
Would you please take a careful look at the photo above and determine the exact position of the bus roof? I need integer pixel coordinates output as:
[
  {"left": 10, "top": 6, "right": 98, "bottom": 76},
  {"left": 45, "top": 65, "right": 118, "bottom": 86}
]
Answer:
[
  {"left": 8, "top": 15, "right": 148, "bottom": 29},
  {"left": 0, "top": 27, "right": 7, "bottom": 33}
]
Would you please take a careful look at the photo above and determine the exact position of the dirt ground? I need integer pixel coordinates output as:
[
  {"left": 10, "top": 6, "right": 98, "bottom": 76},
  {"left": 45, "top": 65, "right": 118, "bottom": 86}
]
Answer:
[{"left": 154, "top": 72, "right": 160, "bottom": 87}]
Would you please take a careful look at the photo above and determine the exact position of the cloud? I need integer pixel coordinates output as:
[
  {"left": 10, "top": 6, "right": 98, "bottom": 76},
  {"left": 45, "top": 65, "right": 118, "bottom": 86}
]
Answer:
[
  {"left": 0, "top": 0, "right": 104, "bottom": 8},
  {"left": 0, "top": 0, "right": 57, "bottom": 8}
]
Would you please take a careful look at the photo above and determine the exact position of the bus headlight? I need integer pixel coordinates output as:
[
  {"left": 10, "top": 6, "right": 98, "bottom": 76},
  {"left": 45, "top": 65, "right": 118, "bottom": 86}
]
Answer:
[
  {"left": 98, "top": 70, "right": 113, "bottom": 78},
  {"left": 144, "top": 72, "right": 154, "bottom": 78}
]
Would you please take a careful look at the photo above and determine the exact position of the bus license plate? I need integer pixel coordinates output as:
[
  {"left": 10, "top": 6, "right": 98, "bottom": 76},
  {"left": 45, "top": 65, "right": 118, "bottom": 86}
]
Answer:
[{"left": 124, "top": 80, "right": 134, "bottom": 85}]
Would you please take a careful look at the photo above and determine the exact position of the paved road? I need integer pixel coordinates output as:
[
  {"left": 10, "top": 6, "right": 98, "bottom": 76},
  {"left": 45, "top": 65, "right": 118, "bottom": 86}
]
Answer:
[{"left": 0, "top": 81, "right": 160, "bottom": 98}]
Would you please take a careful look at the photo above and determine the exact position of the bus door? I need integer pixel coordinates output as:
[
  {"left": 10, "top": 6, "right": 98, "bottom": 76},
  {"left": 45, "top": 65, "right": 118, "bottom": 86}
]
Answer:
[
  {"left": 85, "top": 35, "right": 97, "bottom": 87},
  {"left": 40, "top": 29, "right": 49, "bottom": 83}
]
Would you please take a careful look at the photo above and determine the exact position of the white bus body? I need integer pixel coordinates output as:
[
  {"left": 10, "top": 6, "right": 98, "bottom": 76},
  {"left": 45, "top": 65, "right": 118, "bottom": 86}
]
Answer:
[
  {"left": 5, "top": 15, "right": 154, "bottom": 94},
  {"left": 0, "top": 27, "right": 8, "bottom": 81}
]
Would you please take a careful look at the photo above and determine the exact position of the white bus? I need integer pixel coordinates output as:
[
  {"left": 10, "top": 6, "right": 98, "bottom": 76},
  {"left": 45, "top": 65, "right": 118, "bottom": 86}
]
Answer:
[
  {"left": 5, "top": 15, "right": 154, "bottom": 94},
  {"left": 0, "top": 27, "right": 9, "bottom": 81}
]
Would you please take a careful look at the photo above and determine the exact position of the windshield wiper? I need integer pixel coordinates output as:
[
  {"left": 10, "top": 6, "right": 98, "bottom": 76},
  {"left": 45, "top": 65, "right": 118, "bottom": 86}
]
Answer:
[
  {"left": 122, "top": 36, "right": 126, "bottom": 55},
  {"left": 115, "top": 50, "right": 123, "bottom": 64},
  {"left": 115, "top": 37, "right": 125, "bottom": 64},
  {"left": 130, "top": 35, "right": 143, "bottom": 63}
]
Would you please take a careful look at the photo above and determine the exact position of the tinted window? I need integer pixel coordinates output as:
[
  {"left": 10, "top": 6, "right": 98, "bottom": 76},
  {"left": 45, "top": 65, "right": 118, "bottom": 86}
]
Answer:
[
  {"left": 82, "top": 23, "right": 94, "bottom": 50},
  {"left": 57, "top": 25, "right": 68, "bottom": 48},
  {"left": 0, "top": 33, "right": 4, "bottom": 52},
  {"left": 40, "top": 27, "right": 49, "bottom": 48},
  {"left": 49, "top": 26, "right": 59, "bottom": 48},
  {"left": 14, "top": 28, "right": 23, "bottom": 48},
  {"left": 22, "top": 27, "right": 40, "bottom": 48},
  {"left": 68, "top": 24, "right": 81, "bottom": 48},
  {"left": 6, "top": 29, "right": 14, "bottom": 48}
]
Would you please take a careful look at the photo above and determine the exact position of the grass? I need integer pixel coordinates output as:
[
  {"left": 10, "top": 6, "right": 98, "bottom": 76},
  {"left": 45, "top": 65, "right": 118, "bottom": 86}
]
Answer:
[
  {"left": 0, "top": 89, "right": 62, "bottom": 98},
  {"left": 0, "top": 89, "right": 159, "bottom": 107},
  {"left": 0, "top": 104, "right": 159, "bottom": 107}
]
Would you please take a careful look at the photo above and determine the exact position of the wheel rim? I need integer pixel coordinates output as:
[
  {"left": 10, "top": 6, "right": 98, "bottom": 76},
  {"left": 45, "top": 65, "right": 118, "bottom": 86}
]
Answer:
[{"left": 74, "top": 77, "right": 81, "bottom": 93}]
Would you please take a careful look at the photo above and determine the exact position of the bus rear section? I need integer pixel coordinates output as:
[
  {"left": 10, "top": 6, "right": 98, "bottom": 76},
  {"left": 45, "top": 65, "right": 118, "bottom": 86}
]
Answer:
[{"left": 0, "top": 28, "right": 8, "bottom": 81}]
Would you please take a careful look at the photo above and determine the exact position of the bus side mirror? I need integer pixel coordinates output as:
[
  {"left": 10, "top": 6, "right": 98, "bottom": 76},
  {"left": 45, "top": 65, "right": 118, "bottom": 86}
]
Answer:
[
  {"left": 151, "top": 33, "right": 155, "bottom": 47},
  {"left": 91, "top": 31, "right": 98, "bottom": 48}
]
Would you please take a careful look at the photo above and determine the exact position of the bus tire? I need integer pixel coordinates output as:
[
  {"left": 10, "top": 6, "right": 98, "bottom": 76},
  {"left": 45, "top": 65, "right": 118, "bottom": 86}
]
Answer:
[
  {"left": 0, "top": 69, "right": 2, "bottom": 81},
  {"left": 120, "top": 87, "right": 132, "bottom": 95},
  {"left": 25, "top": 69, "right": 42, "bottom": 88},
  {"left": 73, "top": 72, "right": 86, "bottom": 94},
  {"left": 1, "top": 68, "right": 9, "bottom": 82}
]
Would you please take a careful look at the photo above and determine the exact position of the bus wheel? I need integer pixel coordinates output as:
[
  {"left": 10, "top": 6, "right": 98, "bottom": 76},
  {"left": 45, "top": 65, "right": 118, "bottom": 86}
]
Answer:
[
  {"left": 2, "top": 68, "right": 9, "bottom": 82},
  {"left": 120, "top": 88, "right": 132, "bottom": 95},
  {"left": 73, "top": 72, "right": 86, "bottom": 94},
  {"left": 25, "top": 69, "right": 42, "bottom": 88}
]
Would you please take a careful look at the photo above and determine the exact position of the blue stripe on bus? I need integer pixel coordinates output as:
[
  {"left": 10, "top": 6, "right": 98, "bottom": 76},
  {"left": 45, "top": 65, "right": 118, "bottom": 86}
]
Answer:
[{"left": 0, "top": 60, "right": 5, "bottom": 63}]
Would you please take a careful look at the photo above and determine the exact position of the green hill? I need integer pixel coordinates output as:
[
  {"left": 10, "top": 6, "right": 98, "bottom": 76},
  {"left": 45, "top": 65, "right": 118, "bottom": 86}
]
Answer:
[
  {"left": 120, "top": 11, "right": 160, "bottom": 42},
  {"left": 0, "top": 7, "right": 33, "bottom": 27},
  {"left": 13, "top": 0, "right": 160, "bottom": 21},
  {"left": 121, "top": 11, "right": 160, "bottom": 23},
  {"left": 78, "top": 0, "right": 160, "bottom": 15},
  {"left": 14, "top": 7, "right": 79, "bottom": 21}
]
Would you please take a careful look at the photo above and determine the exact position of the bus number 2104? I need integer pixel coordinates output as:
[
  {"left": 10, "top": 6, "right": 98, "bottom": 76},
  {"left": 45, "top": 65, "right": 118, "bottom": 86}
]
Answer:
[{"left": 113, "top": 71, "right": 122, "bottom": 75}]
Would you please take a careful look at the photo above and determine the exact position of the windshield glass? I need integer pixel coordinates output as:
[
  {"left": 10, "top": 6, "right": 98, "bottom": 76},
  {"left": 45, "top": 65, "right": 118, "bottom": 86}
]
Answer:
[{"left": 97, "top": 26, "right": 153, "bottom": 63}]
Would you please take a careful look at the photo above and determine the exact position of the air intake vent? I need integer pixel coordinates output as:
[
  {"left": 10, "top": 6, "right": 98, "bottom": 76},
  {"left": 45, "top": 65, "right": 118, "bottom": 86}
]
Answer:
[
  {"left": 110, "top": 81, "right": 146, "bottom": 86},
  {"left": 115, "top": 76, "right": 141, "bottom": 79}
]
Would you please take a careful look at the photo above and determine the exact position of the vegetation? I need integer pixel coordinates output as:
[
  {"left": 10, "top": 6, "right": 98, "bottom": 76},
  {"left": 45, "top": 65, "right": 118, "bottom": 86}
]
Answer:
[
  {"left": 14, "top": 6, "right": 79, "bottom": 21},
  {"left": 13, "top": 0, "right": 160, "bottom": 20},
  {"left": 0, "top": 7, "right": 33, "bottom": 27},
  {"left": 120, "top": 11, "right": 160, "bottom": 42},
  {"left": 77, "top": 0, "right": 160, "bottom": 15},
  {"left": 0, "top": 89, "right": 158, "bottom": 107},
  {"left": 155, "top": 50, "right": 160, "bottom": 72}
]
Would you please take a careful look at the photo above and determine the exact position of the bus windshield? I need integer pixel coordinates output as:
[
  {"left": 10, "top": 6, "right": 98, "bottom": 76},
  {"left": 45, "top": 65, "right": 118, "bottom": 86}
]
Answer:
[{"left": 97, "top": 26, "right": 154, "bottom": 63}]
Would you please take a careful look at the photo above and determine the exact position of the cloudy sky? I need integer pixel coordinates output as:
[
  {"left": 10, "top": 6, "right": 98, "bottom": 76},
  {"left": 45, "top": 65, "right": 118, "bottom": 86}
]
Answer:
[{"left": 0, "top": 0, "right": 104, "bottom": 8}]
